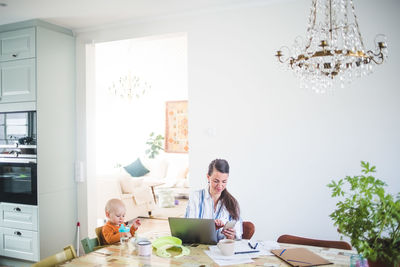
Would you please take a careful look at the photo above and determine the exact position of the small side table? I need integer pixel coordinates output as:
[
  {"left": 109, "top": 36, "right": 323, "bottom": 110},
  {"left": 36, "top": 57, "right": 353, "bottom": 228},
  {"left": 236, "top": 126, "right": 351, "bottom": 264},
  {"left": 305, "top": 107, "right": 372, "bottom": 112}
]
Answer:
[{"left": 143, "top": 180, "right": 165, "bottom": 204}]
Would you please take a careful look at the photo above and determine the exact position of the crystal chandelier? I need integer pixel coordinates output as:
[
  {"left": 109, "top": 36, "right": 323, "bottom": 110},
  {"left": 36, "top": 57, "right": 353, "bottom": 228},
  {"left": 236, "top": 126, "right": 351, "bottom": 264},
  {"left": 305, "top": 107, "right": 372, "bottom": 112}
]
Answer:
[
  {"left": 275, "top": 0, "right": 388, "bottom": 92},
  {"left": 108, "top": 73, "right": 151, "bottom": 100}
]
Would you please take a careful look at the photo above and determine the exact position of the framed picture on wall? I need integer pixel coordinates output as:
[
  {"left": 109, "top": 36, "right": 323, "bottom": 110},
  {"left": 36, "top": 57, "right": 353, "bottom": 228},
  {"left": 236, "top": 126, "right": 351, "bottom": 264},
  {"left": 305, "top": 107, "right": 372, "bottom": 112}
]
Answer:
[{"left": 165, "top": 100, "right": 188, "bottom": 153}]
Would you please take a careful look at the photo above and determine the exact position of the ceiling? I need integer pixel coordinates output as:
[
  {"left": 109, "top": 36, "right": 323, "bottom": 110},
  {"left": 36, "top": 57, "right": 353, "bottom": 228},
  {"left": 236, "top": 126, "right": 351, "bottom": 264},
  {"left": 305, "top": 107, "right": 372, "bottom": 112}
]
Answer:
[{"left": 0, "top": 0, "right": 280, "bottom": 32}]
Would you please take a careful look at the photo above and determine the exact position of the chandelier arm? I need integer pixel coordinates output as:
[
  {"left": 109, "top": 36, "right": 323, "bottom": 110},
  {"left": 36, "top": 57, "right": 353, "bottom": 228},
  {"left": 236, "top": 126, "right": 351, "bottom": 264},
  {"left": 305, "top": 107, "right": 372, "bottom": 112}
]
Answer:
[
  {"left": 366, "top": 51, "right": 385, "bottom": 65},
  {"left": 288, "top": 57, "right": 297, "bottom": 69}
]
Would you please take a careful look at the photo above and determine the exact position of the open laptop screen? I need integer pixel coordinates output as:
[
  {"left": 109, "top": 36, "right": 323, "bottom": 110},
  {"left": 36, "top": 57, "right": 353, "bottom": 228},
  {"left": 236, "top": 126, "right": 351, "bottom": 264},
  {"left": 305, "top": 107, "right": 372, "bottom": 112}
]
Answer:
[{"left": 168, "top": 217, "right": 218, "bottom": 245}]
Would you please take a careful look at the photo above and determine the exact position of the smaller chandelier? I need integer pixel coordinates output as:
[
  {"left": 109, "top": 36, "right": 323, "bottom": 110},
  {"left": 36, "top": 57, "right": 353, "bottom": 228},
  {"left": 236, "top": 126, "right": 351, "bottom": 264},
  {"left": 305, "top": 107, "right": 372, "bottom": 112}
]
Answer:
[
  {"left": 275, "top": 0, "right": 388, "bottom": 92},
  {"left": 108, "top": 72, "right": 151, "bottom": 100}
]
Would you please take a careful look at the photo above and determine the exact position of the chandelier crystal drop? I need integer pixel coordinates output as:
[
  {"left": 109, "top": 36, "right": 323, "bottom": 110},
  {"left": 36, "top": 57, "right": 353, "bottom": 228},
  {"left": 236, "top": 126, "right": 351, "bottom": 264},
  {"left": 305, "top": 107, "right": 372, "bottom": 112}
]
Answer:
[{"left": 275, "top": 0, "right": 388, "bottom": 92}]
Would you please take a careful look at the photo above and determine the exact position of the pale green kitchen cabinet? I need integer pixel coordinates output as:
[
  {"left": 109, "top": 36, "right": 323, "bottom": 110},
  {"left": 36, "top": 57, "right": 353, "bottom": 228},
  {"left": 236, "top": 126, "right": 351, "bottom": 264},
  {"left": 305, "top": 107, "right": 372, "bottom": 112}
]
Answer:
[
  {"left": 0, "top": 27, "right": 36, "bottom": 61},
  {"left": 0, "top": 27, "right": 36, "bottom": 104},
  {"left": 0, "top": 20, "right": 76, "bottom": 262},
  {"left": 0, "top": 58, "right": 36, "bottom": 103}
]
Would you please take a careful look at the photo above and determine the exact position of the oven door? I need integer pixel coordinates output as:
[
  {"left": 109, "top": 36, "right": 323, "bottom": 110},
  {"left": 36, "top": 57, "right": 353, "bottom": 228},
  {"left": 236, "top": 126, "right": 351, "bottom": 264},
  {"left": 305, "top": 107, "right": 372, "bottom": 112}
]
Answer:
[{"left": 0, "top": 159, "right": 37, "bottom": 205}]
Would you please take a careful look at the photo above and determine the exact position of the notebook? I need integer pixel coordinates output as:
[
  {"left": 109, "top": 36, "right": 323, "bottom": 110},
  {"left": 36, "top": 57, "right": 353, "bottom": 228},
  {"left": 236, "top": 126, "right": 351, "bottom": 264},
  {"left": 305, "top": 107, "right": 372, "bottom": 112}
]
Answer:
[
  {"left": 168, "top": 217, "right": 218, "bottom": 245},
  {"left": 271, "top": 248, "right": 333, "bottom": 267}
]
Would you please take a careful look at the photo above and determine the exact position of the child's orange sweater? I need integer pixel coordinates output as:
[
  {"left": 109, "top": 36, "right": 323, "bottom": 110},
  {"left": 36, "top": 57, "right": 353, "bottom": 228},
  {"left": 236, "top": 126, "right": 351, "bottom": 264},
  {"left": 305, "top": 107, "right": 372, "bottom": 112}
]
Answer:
[{"left": 101, "top": 221, "right": 137, "bottom": 245}]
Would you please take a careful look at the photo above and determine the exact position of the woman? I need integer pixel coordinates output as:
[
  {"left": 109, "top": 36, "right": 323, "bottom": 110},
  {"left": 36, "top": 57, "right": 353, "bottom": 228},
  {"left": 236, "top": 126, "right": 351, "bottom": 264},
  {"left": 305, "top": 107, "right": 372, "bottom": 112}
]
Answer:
[{"left": 185, "top": 159, "right": 242, "bottom": 240}]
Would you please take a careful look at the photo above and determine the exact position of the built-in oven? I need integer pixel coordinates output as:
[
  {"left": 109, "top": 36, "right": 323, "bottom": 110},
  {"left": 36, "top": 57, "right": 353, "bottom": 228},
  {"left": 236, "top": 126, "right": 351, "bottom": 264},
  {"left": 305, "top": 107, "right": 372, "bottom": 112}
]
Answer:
[
  {"left": 0, "top": 111, "right": 37, "bottom": 205},
  {"left": 0, "top": 158, "right": 37, "bottom": 205}
]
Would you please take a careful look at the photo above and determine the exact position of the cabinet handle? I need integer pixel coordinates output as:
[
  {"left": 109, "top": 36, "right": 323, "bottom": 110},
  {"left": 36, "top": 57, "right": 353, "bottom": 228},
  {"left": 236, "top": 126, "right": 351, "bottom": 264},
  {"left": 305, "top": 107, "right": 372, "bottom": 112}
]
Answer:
[
  {"left": 14, "top": 207, "right": 21, "bottom": 212},
  {"left": 12, "top": 54, "right": 18, "bottom": 58},
  {"left": 14, "top": 231, "right": 22, "bottom": 236}
]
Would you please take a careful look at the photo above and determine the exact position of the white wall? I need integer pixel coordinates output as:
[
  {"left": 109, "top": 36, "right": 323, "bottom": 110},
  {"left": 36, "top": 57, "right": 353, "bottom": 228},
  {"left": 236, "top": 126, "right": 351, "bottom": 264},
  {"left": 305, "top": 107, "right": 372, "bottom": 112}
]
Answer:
[{"left": 76, "top": 0, "right": 400, "bottom": 241}]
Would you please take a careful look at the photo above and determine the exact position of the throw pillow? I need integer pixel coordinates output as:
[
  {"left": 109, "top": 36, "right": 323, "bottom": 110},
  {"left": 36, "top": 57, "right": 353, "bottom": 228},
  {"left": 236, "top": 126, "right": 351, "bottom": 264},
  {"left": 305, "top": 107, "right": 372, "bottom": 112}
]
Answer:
[{"left": 124, "top": 158, "right": 150, "bottom": 177}]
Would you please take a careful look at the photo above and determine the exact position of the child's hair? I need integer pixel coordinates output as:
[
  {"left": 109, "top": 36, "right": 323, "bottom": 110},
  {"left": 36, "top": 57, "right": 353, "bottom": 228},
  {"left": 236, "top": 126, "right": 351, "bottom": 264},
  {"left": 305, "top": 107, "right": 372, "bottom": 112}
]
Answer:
[{"left": 105, "top": 198, "right": 125, "bottom": 214}]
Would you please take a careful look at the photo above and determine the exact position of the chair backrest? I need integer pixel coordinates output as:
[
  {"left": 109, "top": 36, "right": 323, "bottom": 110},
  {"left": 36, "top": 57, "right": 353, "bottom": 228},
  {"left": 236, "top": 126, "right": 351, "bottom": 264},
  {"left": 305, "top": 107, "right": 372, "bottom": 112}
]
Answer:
[
  {"left": 81, "top": 237, "right": 100, "bottom": 254},
  {"left": 242, "top": 221, "right": 255, "bottom": 239},
  {"left": 31, "top": 245, "right": 77, "bottom": 267},
  {"left": 95, "top": 226, "right": 106, "bottom": 246},
  {"left": 277, "top": 234, "right": 352, "bottom": 250}
]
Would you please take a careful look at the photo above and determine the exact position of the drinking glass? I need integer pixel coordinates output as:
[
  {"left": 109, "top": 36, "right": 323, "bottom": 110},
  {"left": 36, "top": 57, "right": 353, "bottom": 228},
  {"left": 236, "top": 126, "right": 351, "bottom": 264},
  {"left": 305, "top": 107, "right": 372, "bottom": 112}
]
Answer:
[{"left": 350, "top": 254, "right": 369, "bottom": 267}]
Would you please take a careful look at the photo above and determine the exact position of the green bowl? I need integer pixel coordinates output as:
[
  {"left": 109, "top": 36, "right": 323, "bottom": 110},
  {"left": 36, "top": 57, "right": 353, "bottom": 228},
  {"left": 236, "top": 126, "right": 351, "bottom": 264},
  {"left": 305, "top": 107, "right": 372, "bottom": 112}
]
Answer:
[{"left": 152, "top": 236, "right": 182, "bottom": 249}]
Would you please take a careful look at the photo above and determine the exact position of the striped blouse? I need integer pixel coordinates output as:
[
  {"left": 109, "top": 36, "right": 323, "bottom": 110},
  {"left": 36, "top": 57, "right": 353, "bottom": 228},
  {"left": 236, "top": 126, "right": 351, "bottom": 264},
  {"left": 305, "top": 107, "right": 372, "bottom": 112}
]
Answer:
[{"left": 185, "top": 187, "right": 243, "bottom": 240}]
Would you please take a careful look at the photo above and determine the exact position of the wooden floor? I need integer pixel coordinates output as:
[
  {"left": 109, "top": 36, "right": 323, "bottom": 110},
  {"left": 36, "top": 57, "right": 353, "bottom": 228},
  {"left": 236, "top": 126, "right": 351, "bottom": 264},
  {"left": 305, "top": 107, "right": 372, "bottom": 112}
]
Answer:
[
  {"left": 150, "top": 199, "right": 187, "bottom": 219},
  {"left": 136, "top": 217, "right": 171, "bottom": 235}
]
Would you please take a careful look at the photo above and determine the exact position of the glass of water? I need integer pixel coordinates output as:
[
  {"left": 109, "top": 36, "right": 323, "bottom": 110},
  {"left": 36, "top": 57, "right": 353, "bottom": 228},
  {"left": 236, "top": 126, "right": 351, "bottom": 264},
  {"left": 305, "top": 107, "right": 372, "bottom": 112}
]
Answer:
[
  {"left": 350, "top": 254, "right": 369, "bottom": 267},
  {"left": 120, "top": 236, "right": 129, "bottom": 248}
]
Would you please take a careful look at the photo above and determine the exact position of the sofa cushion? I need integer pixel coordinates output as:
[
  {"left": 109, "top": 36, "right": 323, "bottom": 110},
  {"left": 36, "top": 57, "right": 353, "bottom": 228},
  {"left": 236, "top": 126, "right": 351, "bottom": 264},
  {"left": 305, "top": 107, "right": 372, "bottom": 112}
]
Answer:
[
  {"left": 124, "top": 158, "right": 150, "bottom": 177},
  {"left": 118, "top": 168, "right": 144, "bottom": 194},
  {"left": 141, "top": 156, "right": 168, "bottom": 178}
]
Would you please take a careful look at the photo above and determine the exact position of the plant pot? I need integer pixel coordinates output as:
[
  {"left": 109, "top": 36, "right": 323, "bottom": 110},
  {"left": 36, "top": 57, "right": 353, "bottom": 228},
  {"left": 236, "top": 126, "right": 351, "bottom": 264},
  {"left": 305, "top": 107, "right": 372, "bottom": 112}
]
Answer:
[{"left": 368, "top": 259, "right": 400, "bottom": 267}]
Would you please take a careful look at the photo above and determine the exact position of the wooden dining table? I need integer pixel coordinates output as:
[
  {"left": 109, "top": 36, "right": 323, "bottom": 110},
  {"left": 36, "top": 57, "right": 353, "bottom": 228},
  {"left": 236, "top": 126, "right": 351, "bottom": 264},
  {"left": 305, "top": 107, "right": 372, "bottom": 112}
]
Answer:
[{"left": 61, "top": 231, "right": 353, "bottom": 267}]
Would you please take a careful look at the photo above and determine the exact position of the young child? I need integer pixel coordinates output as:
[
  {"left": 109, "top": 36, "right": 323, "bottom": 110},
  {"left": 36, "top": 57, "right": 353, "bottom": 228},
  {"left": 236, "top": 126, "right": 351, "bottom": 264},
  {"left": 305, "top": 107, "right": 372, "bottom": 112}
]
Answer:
[{"left": 102, "top": 198, "right": 141, "bottom": 245}]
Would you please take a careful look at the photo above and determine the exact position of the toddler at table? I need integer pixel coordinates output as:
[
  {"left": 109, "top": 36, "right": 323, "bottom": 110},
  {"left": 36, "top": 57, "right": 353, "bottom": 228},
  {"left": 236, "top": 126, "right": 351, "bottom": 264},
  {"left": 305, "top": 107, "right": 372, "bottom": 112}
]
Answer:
[{"left": 102, "top": 198, "right": 141, "bottom": 245}]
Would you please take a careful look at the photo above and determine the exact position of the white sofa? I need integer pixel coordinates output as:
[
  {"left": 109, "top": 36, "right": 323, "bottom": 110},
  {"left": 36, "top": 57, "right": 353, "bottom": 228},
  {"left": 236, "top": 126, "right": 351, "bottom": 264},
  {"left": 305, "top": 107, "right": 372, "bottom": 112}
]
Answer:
[
  {"left": 140, "top": 154, "right": 189, "bottom": 189},
  {"left": 96, "top": 169, "right": 157, "bottom": 221},
  {"left": 96, "top": 154, "right": 189, "bottom": 221}
]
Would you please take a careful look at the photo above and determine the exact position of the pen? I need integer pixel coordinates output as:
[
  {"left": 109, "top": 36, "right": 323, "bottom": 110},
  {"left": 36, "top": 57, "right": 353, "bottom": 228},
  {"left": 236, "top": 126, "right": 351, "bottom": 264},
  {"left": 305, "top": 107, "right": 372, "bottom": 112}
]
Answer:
[
  {"left": 235, "top": 250, "right": 260, "bottom": 254},
  {"left": 248, "top": 242, "right": 259, "bottom": 250},
  {"left": 279, "top": 249, "right": 286, "bottom": 256}
]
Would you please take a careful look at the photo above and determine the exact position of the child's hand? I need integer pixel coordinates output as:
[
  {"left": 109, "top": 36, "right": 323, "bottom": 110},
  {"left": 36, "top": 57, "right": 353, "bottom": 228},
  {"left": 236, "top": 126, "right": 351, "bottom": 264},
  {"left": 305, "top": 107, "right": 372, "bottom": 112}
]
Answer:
[
  {"left": 132, "top": 218, "right": 141, "bottom": 230},
  {"left": 121, "top": 232, "right": 132, "bottom": 238}
]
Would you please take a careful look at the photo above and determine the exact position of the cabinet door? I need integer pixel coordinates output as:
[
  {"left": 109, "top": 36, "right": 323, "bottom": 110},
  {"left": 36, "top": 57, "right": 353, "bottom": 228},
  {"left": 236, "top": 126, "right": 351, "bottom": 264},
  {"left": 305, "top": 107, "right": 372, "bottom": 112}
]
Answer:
[
  {"left": 0, "top": 203, "right": 38, "bottom": 231},
  {"left": 0, "top": 227, "right": 39, "bottom": 261},
  {"left": 0, "top": 58, "right": 36, "bottom": 103},
  {"left": 0, "top": 27, "right": 36, "bottom": 61},
  {"left": 0, "top": 227, "right": 3, "bottom": 255}
]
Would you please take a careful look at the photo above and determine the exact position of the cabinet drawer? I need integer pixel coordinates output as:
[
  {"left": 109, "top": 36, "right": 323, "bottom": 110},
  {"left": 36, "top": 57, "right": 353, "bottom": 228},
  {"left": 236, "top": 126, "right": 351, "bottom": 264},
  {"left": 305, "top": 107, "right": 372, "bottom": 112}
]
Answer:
[
  {"left": 0, "top": 27, "right": 36, "bottom": 61},
  {"left": 0, "top": 226, "right": 39, "bottom": 261},
  {"left": 0, "top": 203, "right": 38, "bottom": 231},
  {"left": 0, "top": 58, "right": 36, "bottom": 103}
]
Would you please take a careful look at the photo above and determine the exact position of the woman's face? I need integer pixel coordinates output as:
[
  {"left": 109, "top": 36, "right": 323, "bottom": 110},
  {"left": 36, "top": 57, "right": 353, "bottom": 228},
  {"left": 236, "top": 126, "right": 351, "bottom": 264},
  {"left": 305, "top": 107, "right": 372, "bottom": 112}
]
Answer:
[{"left": 207, "top": 170, "right": 229, "bottom": 196}]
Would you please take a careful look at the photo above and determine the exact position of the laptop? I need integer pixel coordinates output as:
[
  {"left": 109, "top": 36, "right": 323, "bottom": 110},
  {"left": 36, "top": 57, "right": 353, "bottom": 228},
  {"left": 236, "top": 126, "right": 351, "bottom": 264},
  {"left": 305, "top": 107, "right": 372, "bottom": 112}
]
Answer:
[{"left": 168, "top": 217, "right": 218, "bottom": 245}]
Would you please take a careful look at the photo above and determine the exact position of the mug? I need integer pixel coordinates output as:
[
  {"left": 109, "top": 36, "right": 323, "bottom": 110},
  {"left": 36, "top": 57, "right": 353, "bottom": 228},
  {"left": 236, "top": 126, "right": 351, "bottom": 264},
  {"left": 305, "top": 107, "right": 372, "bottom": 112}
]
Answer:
[
  {"left": 217, "top": 239, "right": 235, "bottom": 256},
  {"left": 137, "top": 240, "right": 152, "bottom": 256}
]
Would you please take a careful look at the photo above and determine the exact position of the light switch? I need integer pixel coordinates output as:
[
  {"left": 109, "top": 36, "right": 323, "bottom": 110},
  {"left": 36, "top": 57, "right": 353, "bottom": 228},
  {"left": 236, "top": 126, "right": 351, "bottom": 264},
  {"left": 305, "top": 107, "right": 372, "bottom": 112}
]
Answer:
[{"left": 74, "top": 161, "right": 85, "bottom": 182}]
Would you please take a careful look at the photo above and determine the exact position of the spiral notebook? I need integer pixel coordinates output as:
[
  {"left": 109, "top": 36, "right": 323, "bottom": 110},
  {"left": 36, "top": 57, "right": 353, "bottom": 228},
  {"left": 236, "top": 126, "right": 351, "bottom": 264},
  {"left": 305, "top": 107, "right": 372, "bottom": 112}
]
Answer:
[{"left": 271, "top": 248, "right": 333, "bottom": 267}]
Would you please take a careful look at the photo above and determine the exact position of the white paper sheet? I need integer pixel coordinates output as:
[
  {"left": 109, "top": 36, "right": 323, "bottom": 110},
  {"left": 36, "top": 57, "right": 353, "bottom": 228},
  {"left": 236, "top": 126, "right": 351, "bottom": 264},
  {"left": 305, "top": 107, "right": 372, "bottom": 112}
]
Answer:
[
  {"left": 233, "top": 240, "right": 281, "bottom": 256},
  {"left": 203, "top": 250, "right": 254, "bottom": 266},
  {"left": 204, "top": 240, "right": 280, "bottom": 266},
  {"left": 256, "top": 240, "right": 281, "bottom": 256}
]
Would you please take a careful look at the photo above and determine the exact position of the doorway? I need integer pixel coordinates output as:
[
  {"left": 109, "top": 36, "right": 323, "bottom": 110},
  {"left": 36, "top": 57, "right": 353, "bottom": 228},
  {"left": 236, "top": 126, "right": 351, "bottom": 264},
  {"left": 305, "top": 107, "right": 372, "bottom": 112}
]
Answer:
[{"left": 93, "top": 33, "right": 189, "bottom": 225}]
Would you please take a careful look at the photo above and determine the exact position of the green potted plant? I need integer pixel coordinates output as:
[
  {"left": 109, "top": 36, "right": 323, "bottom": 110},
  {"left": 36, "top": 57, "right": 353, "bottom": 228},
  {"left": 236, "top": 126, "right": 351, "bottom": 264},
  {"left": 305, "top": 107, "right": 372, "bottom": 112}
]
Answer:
[
  {"left": 145, "top": 132, "right": 164, "bottom": 159},
  {"left": 328, "top": 161, "right": 400, "bottom": 267}
]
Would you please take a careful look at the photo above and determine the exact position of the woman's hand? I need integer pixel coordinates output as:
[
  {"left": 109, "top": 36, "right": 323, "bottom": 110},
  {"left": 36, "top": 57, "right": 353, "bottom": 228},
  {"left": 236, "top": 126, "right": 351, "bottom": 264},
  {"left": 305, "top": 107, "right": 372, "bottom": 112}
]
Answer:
[
  {"left": 215, "top": 219, "right": 224, "bottom": 229},
  {"left": 222, "top": 227, "right": 236, "bottom": 240}
]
